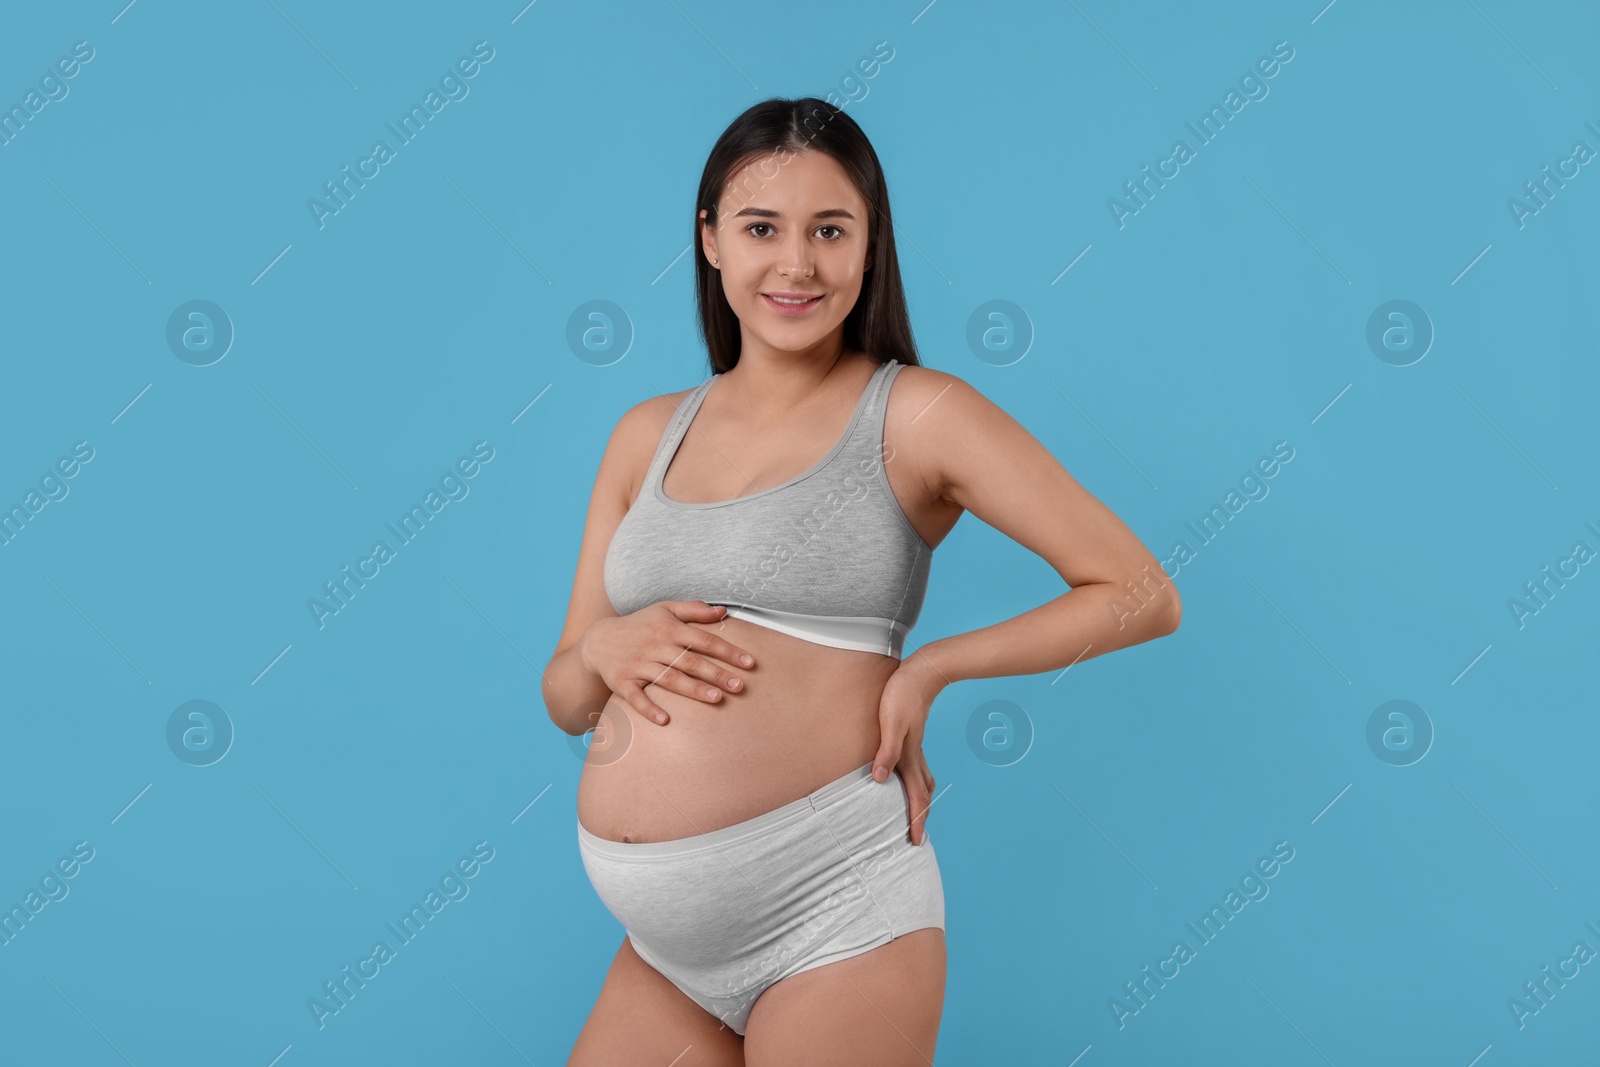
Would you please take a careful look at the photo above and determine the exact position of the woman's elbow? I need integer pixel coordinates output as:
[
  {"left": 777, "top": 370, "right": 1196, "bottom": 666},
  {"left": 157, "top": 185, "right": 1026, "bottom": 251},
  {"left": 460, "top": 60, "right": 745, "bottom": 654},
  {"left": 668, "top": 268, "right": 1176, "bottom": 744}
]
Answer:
[{"left": 1159, "top": 593, "right": 1182, "bottom": 635}]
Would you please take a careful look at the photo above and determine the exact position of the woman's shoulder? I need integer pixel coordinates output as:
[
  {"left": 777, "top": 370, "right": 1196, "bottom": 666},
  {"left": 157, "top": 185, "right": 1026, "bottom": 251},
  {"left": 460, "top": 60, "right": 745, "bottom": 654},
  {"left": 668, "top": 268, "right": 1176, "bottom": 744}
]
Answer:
[
  {"left": 614, "top": 379, "right": 705, "bottom": 444},
  {"left": 881, "top": 359, "right": 975, "bottom": 407},
  {"left": 879, "top": 360, "right": 1014, "bottom": 453},
  {"left": 598, "top": 380, "right": 706, "bottom": 493}
]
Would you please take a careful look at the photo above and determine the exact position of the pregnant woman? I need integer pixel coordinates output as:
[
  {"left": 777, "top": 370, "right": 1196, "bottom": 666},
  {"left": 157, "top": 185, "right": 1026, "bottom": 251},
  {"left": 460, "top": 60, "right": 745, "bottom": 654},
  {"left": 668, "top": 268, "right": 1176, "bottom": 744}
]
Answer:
[{"left": 544, "top": 97, "right": 1182, "bottom": 1066}]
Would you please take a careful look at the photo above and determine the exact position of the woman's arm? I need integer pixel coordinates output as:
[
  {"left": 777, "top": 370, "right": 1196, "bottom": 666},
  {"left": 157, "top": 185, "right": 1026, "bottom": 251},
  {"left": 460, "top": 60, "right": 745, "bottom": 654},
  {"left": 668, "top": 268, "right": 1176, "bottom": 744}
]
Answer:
[
  {"left": 892, "top": 371, "right": 1181, "bottom": 694},
  {"left": 544, "top": 391, "right": 764, "bottom": 734},
  {"left": 541, "top": 398, "right": 661, "bottom": 735}
]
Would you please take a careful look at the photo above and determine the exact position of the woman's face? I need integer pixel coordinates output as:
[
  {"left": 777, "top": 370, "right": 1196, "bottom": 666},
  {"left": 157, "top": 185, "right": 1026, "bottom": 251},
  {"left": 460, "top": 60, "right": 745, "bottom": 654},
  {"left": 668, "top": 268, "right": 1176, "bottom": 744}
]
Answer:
[{"left": 700, "top": 149, "right": 873, "bottom": 357}]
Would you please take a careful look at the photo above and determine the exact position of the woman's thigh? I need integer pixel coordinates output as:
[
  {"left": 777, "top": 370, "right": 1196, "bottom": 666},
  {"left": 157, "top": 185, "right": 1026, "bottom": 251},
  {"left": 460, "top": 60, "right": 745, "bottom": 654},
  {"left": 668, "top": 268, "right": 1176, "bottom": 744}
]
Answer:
[
  {"left": 568, "top": 936, "right": 746, "bottom": 1067},
  {"left": 741, "top": 928, "right": 946, "bottom": 1067}
]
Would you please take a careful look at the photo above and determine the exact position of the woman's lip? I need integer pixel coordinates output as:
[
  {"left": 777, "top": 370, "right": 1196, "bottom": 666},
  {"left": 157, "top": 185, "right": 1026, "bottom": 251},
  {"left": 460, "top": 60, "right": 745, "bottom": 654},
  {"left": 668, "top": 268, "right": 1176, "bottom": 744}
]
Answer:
[{"left": 762, "top": 293, "right": 823, "bottom": 315}]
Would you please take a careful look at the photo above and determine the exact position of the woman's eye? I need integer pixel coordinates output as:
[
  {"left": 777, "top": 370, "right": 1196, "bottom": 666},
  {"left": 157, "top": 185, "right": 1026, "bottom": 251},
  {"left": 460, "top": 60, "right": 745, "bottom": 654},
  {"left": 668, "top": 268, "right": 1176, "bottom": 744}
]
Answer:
[{"left": 744, "top": 223, "right": 845, "bottom": 239}]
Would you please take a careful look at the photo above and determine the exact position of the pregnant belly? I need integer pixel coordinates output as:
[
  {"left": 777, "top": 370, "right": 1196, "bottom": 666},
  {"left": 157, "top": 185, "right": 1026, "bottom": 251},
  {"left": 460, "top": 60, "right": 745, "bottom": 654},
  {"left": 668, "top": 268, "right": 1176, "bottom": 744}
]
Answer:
[{"left": 575, "top": 615, "right": 901, "bottom": 844}]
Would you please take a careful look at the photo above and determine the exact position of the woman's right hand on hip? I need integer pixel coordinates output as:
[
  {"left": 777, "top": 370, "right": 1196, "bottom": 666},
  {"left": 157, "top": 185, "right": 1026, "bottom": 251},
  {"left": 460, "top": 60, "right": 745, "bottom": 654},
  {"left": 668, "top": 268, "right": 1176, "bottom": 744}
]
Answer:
[{"left": 578, "top": 601, "right": 756, "bottom": 726}]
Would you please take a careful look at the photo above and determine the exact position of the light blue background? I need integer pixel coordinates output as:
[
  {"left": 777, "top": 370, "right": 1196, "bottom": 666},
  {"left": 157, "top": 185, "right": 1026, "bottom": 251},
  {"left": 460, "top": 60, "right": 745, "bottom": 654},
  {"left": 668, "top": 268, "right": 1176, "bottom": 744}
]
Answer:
[{"left": 2, "top": 0, "right": 1597, "bottom": 1063}]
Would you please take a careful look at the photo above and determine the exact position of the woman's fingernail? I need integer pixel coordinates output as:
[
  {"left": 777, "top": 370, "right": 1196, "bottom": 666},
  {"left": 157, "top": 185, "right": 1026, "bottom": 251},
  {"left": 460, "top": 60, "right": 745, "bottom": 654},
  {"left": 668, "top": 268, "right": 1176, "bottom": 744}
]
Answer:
[
  {"left": 872, "top": 765, "right": 885, "bottom": 782},
  {"left": 740, "top": 654, "right": 753, "bottom": 666}
]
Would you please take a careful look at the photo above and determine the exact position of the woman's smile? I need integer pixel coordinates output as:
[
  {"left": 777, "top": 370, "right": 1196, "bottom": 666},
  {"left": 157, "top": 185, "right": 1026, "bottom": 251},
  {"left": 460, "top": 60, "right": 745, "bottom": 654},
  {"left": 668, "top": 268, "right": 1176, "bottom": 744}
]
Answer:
[{"left": 761, "top": 291, "right": 824, "bottom": 316}]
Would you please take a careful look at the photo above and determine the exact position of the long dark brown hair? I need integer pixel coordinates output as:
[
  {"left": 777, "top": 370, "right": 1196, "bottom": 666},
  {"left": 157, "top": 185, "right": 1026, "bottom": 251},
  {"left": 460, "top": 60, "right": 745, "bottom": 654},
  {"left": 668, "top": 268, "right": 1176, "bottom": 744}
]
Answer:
[{"left": 693, "top": 97, "right": 921, "bottom": 374}]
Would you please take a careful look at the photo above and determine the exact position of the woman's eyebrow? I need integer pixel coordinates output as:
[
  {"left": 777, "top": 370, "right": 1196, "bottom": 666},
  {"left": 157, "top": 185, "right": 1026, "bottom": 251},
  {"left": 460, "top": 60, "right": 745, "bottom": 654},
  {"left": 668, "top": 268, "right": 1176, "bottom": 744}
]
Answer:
[{"left": 728, "top": 207, "right": 858, "bottom": 221}]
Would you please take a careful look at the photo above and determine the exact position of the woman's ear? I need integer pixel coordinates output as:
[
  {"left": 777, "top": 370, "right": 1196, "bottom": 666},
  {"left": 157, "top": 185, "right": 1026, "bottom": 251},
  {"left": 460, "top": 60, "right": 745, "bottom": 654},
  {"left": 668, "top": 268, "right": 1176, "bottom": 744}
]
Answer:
[{"left": 699, "top": 208, "right": 718, "bottom": 267}]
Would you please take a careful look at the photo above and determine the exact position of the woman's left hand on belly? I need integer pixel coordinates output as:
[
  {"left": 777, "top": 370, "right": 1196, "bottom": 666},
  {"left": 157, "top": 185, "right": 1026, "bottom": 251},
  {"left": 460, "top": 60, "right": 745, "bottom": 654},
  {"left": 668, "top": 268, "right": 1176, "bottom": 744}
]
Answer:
[{"left": 868, "top": 654, "right": 949, "bottom": 846}]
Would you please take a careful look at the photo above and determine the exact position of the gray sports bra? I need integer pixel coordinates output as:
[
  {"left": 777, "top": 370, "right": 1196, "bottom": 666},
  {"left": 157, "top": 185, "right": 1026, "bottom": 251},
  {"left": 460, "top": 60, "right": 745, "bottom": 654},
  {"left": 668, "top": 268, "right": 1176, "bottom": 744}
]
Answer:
[{"left": 604, "top": 358, "right": 932, "bottom": 659}]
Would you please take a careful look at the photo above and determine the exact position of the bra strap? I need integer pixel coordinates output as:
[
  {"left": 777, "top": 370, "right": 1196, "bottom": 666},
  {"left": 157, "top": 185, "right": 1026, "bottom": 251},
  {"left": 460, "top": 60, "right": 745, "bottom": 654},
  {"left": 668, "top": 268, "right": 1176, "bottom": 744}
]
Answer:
[
  {"left": 851, "top": 358, "right": 900, "bottom": 456},
  {"left": 646, "top": 377, "right": 716, "bottom": 491}
]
